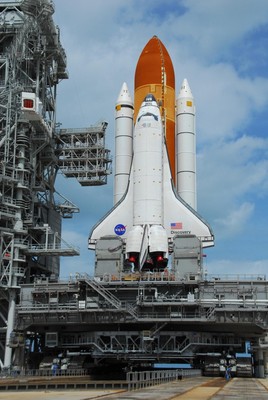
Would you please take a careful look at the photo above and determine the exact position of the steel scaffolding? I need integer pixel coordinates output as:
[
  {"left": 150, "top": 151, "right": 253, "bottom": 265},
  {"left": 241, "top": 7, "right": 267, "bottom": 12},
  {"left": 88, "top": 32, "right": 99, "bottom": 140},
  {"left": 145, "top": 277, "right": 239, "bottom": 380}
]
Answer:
[{"left": 0, "top": 0, "right": 111, "bottom": 367}]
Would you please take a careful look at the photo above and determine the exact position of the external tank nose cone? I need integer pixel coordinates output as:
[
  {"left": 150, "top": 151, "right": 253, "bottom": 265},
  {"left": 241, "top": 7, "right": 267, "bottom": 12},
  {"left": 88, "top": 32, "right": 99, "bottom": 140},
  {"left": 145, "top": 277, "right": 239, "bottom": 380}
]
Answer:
[
  {"left": 134, "top": 36, "right": 176, "bottom": 182},
  {"left": 135, "top": 35, "right": 175, "bottom": 90}
]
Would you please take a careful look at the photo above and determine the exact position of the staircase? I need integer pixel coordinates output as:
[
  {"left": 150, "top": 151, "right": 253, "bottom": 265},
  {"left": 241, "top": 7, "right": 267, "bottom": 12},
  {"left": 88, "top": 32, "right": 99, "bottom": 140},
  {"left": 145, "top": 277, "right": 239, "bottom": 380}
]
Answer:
[
  {"left": 84, "top": 278, "right": 139, "bottom": 320},
  {"left": 85, "top": 278, "right": 122, "bottom": 310}
]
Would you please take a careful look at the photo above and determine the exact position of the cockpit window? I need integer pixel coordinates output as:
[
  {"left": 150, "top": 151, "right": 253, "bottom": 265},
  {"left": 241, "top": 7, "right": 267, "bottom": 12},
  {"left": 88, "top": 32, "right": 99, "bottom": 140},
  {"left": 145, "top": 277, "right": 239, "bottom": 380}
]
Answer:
[
  {"left": 144, "top": 94, "right": 156, "bottom": 102},
  {"left": 137, "top": 112, "right": 158, "bottom": 122}
]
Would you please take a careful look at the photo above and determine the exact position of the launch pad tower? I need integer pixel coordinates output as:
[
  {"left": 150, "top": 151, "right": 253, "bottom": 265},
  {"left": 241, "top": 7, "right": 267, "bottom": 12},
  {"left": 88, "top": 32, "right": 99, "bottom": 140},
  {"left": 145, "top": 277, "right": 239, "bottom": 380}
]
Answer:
[{"left": 0, "top": 0, "right": 111, "bottom": 368}]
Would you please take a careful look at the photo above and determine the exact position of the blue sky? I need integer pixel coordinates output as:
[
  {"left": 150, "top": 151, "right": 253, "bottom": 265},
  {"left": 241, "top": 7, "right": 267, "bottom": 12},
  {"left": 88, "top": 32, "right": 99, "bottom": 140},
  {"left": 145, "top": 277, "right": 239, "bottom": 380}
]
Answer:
[{"left": 53, "top": 0, "right": 268, "bottom": 279}]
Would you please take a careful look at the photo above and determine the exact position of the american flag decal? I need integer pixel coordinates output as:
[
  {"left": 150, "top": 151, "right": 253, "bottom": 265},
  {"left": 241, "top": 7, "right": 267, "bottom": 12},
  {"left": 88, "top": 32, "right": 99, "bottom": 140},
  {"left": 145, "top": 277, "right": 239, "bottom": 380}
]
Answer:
[{"left": 170, "top": 222, "right": 183, "bottom": 230}]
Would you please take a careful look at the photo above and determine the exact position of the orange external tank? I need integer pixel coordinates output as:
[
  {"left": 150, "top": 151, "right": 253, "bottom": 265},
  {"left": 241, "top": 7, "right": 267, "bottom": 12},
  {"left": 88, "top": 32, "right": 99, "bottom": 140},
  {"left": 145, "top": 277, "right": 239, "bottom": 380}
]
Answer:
[{"left": 134, "top": 35, "right": 176, "bottom": 182}]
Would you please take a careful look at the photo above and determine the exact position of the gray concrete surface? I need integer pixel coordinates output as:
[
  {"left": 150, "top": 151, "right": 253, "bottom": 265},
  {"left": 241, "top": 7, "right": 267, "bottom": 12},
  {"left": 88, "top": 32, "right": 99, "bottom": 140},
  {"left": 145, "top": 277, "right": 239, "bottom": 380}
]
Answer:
[{"left": 0, "top": 377, "right": 267, "bottom": 400}]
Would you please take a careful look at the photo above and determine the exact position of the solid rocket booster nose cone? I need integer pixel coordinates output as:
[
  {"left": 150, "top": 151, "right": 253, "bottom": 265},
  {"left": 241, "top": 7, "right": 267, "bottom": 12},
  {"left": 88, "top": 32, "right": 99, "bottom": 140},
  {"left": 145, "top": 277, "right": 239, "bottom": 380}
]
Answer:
[
  {"left": 178, "top": 78, "right": 193, "bottom": 99},
  {"left": 116, "top": 82, "right": 133, "bottom": 107}
]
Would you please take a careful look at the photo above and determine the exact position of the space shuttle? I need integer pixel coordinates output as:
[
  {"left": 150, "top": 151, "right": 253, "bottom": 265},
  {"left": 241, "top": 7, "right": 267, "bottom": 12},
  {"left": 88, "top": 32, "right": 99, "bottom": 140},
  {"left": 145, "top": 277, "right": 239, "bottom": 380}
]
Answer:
[{"left": 89, "top": 36, "right": 214, "bottom": 271}]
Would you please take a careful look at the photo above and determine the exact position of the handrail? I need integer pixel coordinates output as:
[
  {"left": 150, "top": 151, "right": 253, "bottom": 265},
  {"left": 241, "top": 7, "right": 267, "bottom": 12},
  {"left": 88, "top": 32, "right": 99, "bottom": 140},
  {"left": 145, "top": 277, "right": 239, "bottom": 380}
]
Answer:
[
  {"left": 0, "top": 368, "right": 88, "bottom": 378},
  {"left": 126, "top": 369, "right": 201, "bottom": 391}
]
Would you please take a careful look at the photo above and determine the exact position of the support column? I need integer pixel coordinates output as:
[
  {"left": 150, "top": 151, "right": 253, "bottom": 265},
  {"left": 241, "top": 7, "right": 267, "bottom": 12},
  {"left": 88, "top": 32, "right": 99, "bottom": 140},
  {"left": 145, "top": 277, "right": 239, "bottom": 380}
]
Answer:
[
  {"left": 264, "top": 350, "right": 268, "bottom": 378},
  {"left": 4, "top": 289, "right": 16, "bottom": 368},
  {"left": 256, "top": 349, "right": 265, "bottom": 378}
]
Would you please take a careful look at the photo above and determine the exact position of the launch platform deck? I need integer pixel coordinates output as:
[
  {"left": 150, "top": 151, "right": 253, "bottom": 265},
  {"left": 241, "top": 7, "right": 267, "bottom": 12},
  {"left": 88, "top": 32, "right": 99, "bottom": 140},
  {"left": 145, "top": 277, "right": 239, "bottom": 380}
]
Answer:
[{"left": 13, "top": 273, "right": 268, "bottom": 377}]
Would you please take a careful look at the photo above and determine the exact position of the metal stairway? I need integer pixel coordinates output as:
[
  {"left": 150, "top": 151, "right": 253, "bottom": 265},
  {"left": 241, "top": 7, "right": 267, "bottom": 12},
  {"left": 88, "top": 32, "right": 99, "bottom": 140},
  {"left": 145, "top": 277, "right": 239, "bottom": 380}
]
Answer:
[
  {"left": 84, "top": 278, "right": 122, "bottom": 310},
  {"left": 84, "top": 278, "right": 138, "bottom": 319}
]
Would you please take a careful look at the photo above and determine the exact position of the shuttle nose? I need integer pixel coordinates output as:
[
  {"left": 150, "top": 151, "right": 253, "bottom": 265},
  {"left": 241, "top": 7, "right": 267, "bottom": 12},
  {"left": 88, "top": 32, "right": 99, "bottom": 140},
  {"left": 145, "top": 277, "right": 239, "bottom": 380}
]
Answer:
[{"left": 144, "top": 93, "right": 156, "bottom": 103}]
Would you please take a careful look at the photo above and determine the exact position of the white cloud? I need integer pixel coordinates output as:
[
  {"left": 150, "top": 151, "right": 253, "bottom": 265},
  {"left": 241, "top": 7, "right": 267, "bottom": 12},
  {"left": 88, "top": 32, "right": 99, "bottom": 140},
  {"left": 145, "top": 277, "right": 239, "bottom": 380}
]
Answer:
[
  {"left": 197, "top": 135, "right": 268, "bottom": 219},
  {"left": 214, "top": 202, "right": 255, "bottom": 239},
  {"left": 188, "top": 63, "right": 268, "bottom": 142},
  {"left": 171, "top": 0, "right": 268, "bottom": 61},
  {"left": 206, "top": 258, "right": 268, "bottom": 277}
]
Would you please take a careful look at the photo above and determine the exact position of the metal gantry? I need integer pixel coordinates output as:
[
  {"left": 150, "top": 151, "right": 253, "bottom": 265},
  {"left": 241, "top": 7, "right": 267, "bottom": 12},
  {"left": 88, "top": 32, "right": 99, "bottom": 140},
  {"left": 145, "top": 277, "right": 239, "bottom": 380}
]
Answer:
[
  {"left": 15, "top": 273, "right": 268, "bottom": 377},
  {"left": 0, "top": 0, "right": 111, "bottom": 368},
  {"left": 56, "top": 123, "right": 112, "bottom": 187}
]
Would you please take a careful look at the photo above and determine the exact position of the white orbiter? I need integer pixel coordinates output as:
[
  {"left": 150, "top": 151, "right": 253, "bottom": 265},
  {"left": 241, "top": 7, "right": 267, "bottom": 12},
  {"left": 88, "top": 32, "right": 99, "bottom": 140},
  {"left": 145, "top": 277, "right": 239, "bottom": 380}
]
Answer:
[{"left": 89, "top": 93, "right": 213, "bottom": 270}]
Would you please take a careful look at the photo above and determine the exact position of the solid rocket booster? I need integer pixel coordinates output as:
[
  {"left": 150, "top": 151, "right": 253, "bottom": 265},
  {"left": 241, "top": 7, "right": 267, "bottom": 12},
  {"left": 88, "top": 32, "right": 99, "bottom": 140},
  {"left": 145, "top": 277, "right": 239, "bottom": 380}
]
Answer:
[
  {"left": 176, "top": 79, "right": 197, "bottom": 210},
  {"left": 114, "top": 82, "right": 133, "bottom": 204},
  {"left": 134, "top": 35, "right": 176, "bottom": 183}
]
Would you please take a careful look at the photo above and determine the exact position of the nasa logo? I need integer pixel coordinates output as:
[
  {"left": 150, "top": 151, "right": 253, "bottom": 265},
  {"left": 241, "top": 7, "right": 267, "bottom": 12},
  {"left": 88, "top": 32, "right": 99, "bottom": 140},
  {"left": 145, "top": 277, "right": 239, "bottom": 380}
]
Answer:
[{"left": 114, "top": 224, "right": 126, "bottom": 236}]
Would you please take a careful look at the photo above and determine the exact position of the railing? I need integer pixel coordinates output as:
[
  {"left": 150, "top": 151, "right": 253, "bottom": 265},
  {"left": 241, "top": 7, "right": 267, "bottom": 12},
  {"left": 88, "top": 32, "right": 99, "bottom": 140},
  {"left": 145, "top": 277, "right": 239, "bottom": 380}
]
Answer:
[
  {"left": 69, "top": 272, "right": 267, "bottom": 283},
  {"left": 84, "top": 278, "right": 122, "bottom": 310},
  {"left": 126, "top": 369, "right": 201, "bottom": 391},
  {"left": 0, "top": 368, "right": 201, "bottom": 390},
  {"left": 179, "top": 369, "right": 202, "bottom": 378},
  {"left": 100, "top": 272, "right": 177, "bottom": 282},
  {"left": 207, "top": 274, "right": 266, "bottom": 281},
  {"left": 0, "top": 368, "right": 88, "bottom": 378}
]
